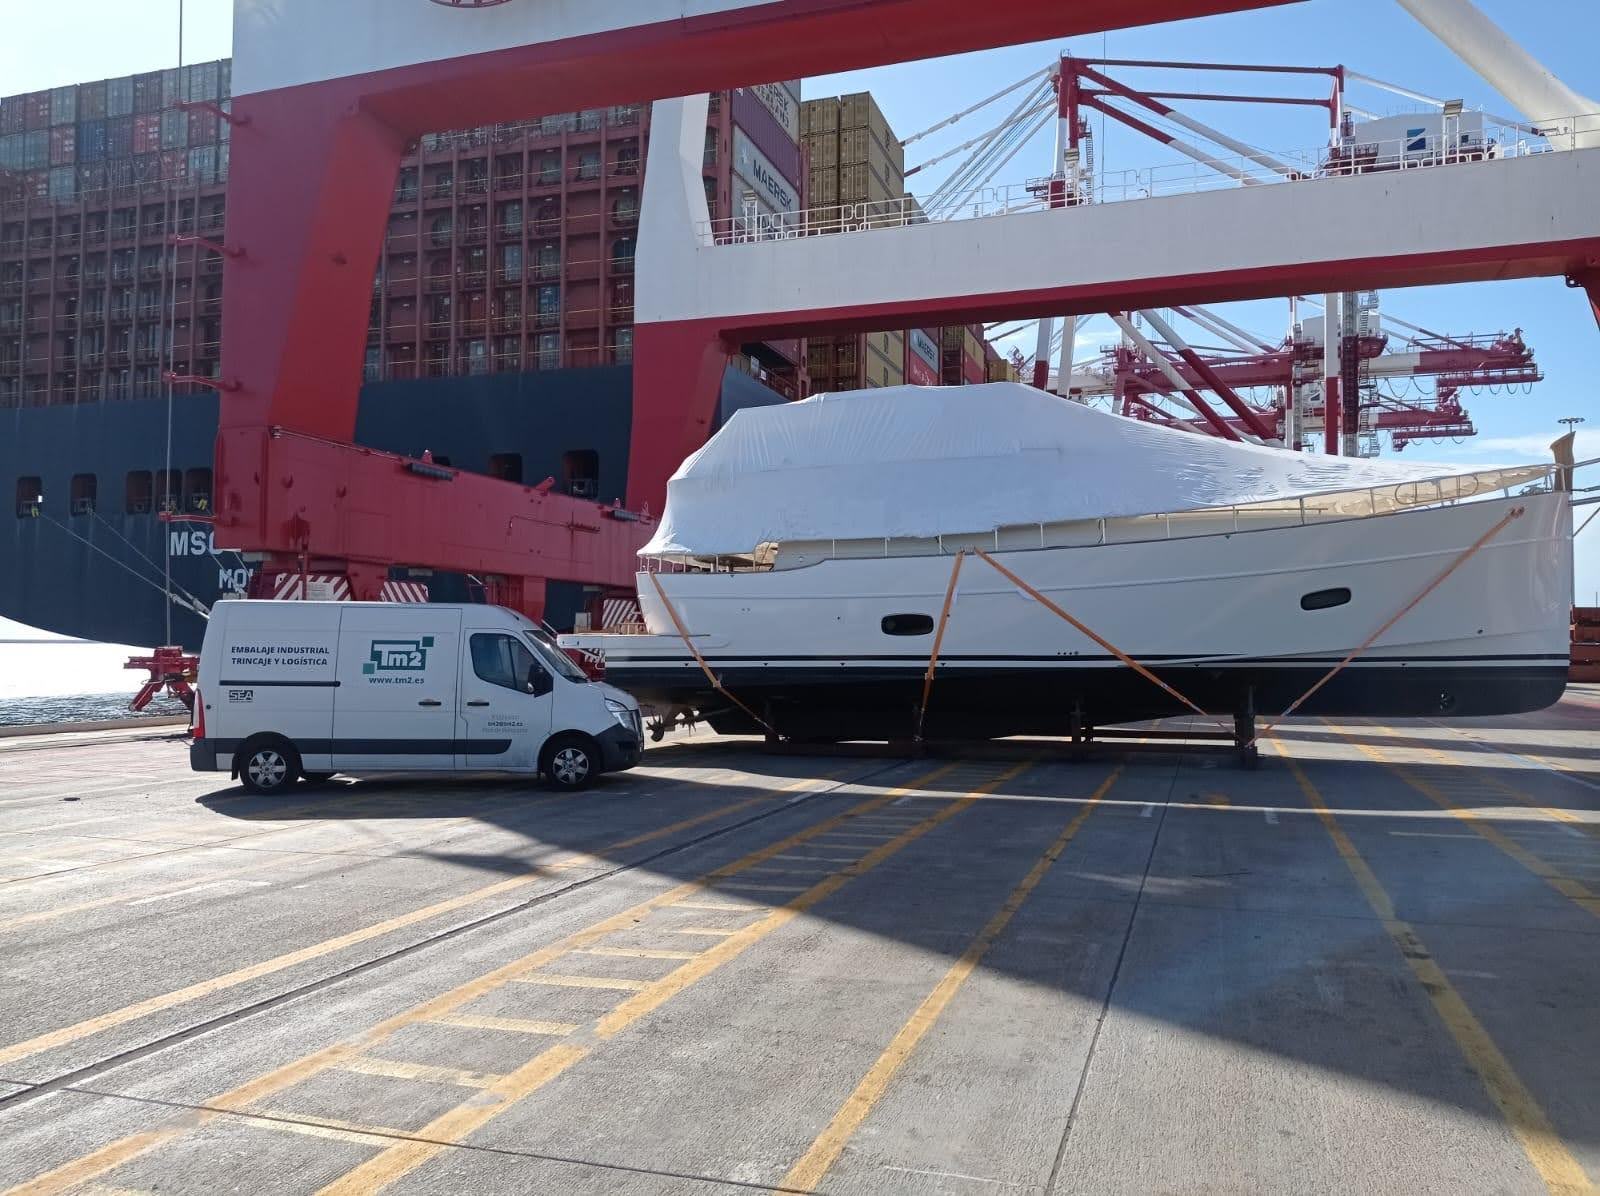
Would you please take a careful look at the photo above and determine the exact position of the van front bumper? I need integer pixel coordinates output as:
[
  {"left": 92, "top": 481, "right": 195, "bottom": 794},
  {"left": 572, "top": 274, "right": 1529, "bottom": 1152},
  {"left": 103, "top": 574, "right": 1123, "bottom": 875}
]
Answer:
[{"left": 597, "top": 723, "right": 642, "bottom": 773}]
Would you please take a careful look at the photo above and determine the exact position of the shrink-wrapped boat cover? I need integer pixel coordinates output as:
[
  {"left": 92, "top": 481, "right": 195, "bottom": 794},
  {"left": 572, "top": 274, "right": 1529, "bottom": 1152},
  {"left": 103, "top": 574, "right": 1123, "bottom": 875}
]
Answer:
[{"left": 642, "top": 383, "right": 1547, "bottom": 557}]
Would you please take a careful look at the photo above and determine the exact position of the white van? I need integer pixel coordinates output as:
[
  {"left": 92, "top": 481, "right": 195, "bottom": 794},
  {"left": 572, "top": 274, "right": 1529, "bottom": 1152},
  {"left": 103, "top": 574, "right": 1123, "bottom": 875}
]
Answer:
[{"left": 189, "top": 601, "right": 643, "bottom": 794}]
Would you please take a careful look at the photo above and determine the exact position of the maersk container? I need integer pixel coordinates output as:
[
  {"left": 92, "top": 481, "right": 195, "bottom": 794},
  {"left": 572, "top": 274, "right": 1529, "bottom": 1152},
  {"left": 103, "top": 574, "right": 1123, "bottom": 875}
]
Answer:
[{"left": 731, "top": 90, "right": 801, "bottom": 184}]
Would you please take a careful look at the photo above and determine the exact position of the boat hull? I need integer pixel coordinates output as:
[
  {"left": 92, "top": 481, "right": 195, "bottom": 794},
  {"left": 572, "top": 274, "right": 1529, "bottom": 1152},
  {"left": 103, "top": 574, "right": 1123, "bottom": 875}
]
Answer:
[{"left": 572, "top": 492, "right": 1574, "bottom": 735}]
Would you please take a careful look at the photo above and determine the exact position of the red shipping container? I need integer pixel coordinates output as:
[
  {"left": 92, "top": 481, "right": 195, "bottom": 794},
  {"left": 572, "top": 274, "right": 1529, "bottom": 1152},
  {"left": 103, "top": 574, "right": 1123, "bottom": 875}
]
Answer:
[
  {"left": 133, "top": 113, "right": 161, "bottom": 155},
  {"left": 133, "top": 152, "right": 162, "bottom": 184},
  {"left": 962, "top": 354, "right": 986, "bottom": 386},
  {"left": 188, "top": 106, "right": 220, "bottom": 146},
  {"left": 25, "top": 170, "right": 49, "bottom": 199},
  {"left": 24, "top": 92, "right": 51, "bottom": 131},
  {"left": 50, "top": 127, "right": 75, "bottom": 167},
  {"left": 160, "top": 149, "right": 188, "bottom": 183}
]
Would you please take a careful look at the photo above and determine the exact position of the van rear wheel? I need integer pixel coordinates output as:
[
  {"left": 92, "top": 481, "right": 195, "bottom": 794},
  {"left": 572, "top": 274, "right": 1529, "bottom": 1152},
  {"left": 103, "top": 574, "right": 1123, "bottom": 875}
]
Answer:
[
  {"left": 541, "top": 735, "right": 597, "bottom": 791},
  {"left": 237, "top": 737, "right": 301, "bottom": 796}
]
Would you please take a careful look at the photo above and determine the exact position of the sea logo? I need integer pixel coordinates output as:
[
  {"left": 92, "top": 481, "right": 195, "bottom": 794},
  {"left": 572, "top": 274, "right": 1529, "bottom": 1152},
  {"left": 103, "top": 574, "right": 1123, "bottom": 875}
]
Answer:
[{"left": 363, "top": 637, "right": 433, "bottom": 675}]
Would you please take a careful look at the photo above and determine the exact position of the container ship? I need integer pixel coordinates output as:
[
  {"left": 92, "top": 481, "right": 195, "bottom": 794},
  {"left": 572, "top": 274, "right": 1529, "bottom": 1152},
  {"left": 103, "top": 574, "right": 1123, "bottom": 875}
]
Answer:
[{"left": 0, "top": 65, "right": 1008, "bottom": 652}]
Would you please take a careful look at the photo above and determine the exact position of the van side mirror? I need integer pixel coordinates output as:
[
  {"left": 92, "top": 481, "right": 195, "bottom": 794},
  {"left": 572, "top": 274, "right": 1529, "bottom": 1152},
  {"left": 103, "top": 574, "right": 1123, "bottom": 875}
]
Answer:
[{"left": 526, "top": 666, "right": 553, "bottom": 697}]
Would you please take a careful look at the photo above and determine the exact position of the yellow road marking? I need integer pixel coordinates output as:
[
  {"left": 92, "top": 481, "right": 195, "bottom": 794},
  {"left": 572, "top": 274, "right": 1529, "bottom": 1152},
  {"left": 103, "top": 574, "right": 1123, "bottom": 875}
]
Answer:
[
  {"left": 771, "top": 854, "right": 859, "bottom": 864},
  {"left": 671, "top": 899, "right": 764, "bottom": 913},
  {"left": 336, "top": 1056, "right": 502, "bottom": 1088},
  {"left": 674, "top": 927, "right": 740, "bottom": 938},
  {"left": 0, "top": 788, "right": 778, "bottom": 1069},
  {"left": 0, "top": 763, "right": 938, "bottom": 1196},
  {"left": 426, "top": 1014, "right": 578, "bottom": 1036},
  {"left": 576, "top": 947, "right": 697, "bottom": 962},
  {"left": 716, "top": 882, "right": 810, "bottom": 893},
  {"left": 248, "top": 1111, "right": 408, "bottom": 1146},
  {"left": 780, "top": 767, "right": 1121, "bottom": 1193},
  {"left": 0, "top": 853, "right": 296, "bottom": 932},
  {"left": 1278, "top": 746, "right": 1595, "bottom": 1196},
  {"left": 1342, "top": 729, "right": 1600, "bottom": 922},
  {"left": 510, "top": 974, "right": 649, "bottom": 992}
]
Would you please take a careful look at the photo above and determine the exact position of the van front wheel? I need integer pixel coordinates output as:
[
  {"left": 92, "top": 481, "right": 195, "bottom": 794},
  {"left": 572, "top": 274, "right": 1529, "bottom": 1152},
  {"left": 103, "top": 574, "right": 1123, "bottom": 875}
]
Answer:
[
  {"left": 541, "top": 735, "right": 597, "bottom": 791},
  {"left": 236, "top": 736, "right": 301, "bottom": 796}
]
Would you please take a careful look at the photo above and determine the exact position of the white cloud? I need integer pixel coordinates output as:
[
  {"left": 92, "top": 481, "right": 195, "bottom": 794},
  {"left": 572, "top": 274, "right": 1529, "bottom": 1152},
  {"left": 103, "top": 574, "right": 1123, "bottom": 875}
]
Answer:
[{"left": 1465, "top": 429, "right": 1600, "bottom": 463}]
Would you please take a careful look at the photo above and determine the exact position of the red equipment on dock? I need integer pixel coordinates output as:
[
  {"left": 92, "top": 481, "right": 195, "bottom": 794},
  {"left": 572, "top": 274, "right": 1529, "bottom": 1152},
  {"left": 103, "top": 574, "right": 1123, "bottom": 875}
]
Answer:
[{"left": 125, "top": 646, "right": 198, "bottom": 713}]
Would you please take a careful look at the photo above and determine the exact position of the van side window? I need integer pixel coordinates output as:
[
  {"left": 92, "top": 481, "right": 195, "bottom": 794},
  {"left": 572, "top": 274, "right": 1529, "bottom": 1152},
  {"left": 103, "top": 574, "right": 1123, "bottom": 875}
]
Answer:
[{"left": 470, "top": 633, "right": 541, "bottom": 692}]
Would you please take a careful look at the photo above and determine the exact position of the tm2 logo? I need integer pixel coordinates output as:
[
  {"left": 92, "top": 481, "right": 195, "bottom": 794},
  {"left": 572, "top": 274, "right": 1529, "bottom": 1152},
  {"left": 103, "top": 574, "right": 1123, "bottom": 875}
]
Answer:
[{"left": 364, "top": 637, "right": 433, "bottom": 674}]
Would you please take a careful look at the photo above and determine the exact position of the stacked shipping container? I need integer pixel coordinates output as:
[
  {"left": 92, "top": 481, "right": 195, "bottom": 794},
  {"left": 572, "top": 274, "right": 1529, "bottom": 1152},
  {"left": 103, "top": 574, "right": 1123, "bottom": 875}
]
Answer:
[
  {"left": 0, "top": 60, "right": 230, "bottom": 206},
  {"left": 2, "top": 64, "right": 804, "bottom": 409}
]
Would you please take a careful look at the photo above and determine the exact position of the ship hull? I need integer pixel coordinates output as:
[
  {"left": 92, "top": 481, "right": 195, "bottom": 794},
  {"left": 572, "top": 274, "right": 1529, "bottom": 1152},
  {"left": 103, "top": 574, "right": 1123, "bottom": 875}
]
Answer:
[
  {"left": 0, "top": 366, "right": 782, "bottom": 649},
  {"left": 571, "top": 492, "right": 1574, "bottom": 736}
]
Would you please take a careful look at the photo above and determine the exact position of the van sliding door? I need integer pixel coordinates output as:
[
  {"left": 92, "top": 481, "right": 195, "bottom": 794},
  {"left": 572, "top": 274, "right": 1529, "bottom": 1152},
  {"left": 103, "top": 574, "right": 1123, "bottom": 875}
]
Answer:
[{"left": 331, "top": 606, "right": 463, "bottom": 772}]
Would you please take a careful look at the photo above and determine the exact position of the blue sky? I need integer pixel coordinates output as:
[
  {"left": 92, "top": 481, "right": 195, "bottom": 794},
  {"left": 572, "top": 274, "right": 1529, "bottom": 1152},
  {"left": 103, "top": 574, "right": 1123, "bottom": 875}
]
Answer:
[{"left": 1, "top": 1, "right": 1595, "bottom": 687}]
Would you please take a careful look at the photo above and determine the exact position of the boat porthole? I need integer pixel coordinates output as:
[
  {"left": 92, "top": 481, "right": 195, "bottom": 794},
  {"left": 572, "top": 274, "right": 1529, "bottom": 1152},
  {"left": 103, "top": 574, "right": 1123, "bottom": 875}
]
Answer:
[
  {"left": 1300, "top": 587, "right": 1352, "bottom": 612},
  {"left": 882, "top": 614, "right": 935, "bottom": 636}
]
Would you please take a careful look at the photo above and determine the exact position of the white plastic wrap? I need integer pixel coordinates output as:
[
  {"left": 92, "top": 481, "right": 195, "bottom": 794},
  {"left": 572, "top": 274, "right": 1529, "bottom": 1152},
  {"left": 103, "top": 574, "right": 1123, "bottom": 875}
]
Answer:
[{"left": 642, "top": 383, "right": 1550, "bottom": 557}]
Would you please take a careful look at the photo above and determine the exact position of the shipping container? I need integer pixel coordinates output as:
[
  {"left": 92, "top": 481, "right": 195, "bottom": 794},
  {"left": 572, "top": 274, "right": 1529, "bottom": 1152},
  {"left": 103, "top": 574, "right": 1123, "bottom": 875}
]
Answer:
[
  {"left": 160, "top": 109, "right": 189, "bottom": 151},
  {"left": 807, "top": 167, "right": 838, "bottom": 206},
  {"left": 107, "top": 116, "right": 134, "bottom": 159},
  {"left": 217, "top": 141, "right": 230, "bottom": 181},
  {"left": 219, "top": 60, "right": 233, "bottom": 100},
  {"left": 50, "top": 127, "right": 76, "bottom": 167},
  {"left": 133, "top": 152, "right": 163, "bottom": 185},
  {"left": 49, "top": 166, "right": 76, "bottom": 201},
  {"left": 189, "top": 106, "right": 220, "bottom": 146},
  {"left": 0, "top": 133, "right": 21, "bottom": 172},
  {"left": 133, "top": 113, "right": 161, "bottom": 155},
  {"left": 804, "top": 131, "right": 839, "bottom": 170},
  {"left": 79, "top": 81, "right": 107, "bottom": 121},
  {"left": 744, "top": 81, "right": 800, "bottom": 142},
  {"left": 133, "top": 73, "right": 163, "bottom": 116},
  {"left": 50, "top": 86, "right": 78, "bottom": 128},
  {"left": 24, "top": 92, "right": 52, "bottom": 131},
  {"left": 77, "top": 163, "right": 108, "bottom": 194},
  {"left": 161, "top": 149, "right": 188, "bottom": 184},
  {"left": 731, "top": 90, "right": 801, "bottom": 183},
  {"left": 189, "top": 145, "right": 217, "bottom": 184},
  {"left": 0, "top": 95, "right": 23, "bottom": 136},
  {"left": 905, "top": 327, "right": 941, "bottom": 387},
  {"left": 23, "top": 130, "right": 50, "bottom": 170},
  {"left": 106, "top": 75, "right": 135, "bottom": 118},
  {"left": 186, "top": 61, "right": 221, "bottom": 104},
  {"left": 25, "top": 170, "right": 50, "bottom": 200},
  {"left": 162, "top": 68, "right": 185, "bottom": 110},
  {"left": 803, "top": 98, "right": 840, "bottom": 136},
  {"left": 106, "top": 158, "right": 135, "bottom": 190},
  {"left": 77, "top": 118, "right": 108, "bottom": 163},
  {"left": 837, "top": 161, "right": 896, "bottom": 204},
  {"left": 838, "top": 92, "right": 897, "bottom": 153}
]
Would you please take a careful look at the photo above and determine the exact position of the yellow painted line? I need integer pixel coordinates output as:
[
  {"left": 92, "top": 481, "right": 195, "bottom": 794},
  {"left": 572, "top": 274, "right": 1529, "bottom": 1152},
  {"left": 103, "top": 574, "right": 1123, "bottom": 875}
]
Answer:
[
  {"left": 426, "top": 1014, "right": 579, "bottom": 1036},
  {"left": 674, "top": 926, "right": 740, "bottom": 938},
  {"left": 247, "top": 1111, "right": 408, "bottom": 1146},
  {"left": 0, "top": 853, "right": 296, "bottom": 932},
  {"left": 510, "top": 974, "right": 649, "bottom": 992},
  {"left": 315, "top": 1043, "right": 591, "bottom": 1196},
  {"left": 576, "top": 947, "right": 698, "bottom": 962},
  {"left": 1342, "top": 729, "right": 1600, "bottom": 922},
  {"left": 780, "top": 767, "right": 1121, "bottom": 1193},
  {"left": 0, "top": 764, "right": 930, "bottom": 1196},
  {"left": 336, "top": 1056, "right": 502, "bottom": 1089},
  {"left": 715, "top": 882, "right": 810, "bottom": 893},
  {"left": 670, "top": 899, "right": 765, "bottom": 913},
  {"left": 1278, "top": 745, "right": 1595, "bottom": 1196},
  {"left": 771, "top": 854, "right": 859, "bottom": 864},
  {"left": 592, "top": 760, "right": 1035, "bottom": 1044},
  {"left": 0, "top": 787, "right": 779, "bottom": 1069}
]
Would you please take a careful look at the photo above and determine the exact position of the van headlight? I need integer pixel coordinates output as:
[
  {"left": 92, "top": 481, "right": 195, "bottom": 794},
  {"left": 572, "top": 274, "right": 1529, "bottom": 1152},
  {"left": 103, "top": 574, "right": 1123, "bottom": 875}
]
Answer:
[{"left": 605, "top": 698, "right": 636, "bottom": 731}]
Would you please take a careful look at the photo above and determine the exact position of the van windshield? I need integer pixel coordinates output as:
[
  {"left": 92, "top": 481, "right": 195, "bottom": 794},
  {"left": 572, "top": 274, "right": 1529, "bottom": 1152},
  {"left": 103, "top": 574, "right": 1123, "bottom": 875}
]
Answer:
[{"left": 525, "top": 633, "right": 588, "bottom": 683}]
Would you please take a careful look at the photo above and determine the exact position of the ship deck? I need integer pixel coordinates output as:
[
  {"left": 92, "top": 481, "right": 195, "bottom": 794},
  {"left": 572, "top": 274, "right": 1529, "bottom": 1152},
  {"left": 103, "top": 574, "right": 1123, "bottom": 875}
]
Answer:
[{"left": 0, "top": 692, "right": 1595, "bottom": 1194}]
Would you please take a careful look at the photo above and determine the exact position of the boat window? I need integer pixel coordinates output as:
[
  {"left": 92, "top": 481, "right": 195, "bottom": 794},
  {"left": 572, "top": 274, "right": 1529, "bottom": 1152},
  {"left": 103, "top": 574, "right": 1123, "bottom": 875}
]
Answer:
[
  {"left": 125, "top": 470, "right": 152, "bottom": 515},
  {"left": 488, "top": 453, "right": 523, "bottom": 484},
  {"left": 70, "top": 474, "right": 97, "bottom": 516},
  {"left": 882, "top": 614, "right": 935, "bottom": 636},
  {"left": 155, "top": 469, "right": 182, "bottom": 514},
  {"left": 470, "top": 632, "right": 541, "bottom": 693},
  {"left": 1301, "top": 587, "right": 1352, "bottom": 612},
  {"left": 563, "top": 449, "right": 599, "bottom": 499},
  {"left": 184, "top": 468, "right": 212, "bottom": 513},
  {"left": 14, "top": 476, "right": 42, "bottom": 519}
]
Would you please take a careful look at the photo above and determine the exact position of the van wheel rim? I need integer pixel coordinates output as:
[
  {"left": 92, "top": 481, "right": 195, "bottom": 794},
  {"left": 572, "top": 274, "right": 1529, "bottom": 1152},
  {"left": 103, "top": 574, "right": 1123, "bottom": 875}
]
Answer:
[
  {"left": 248, "top": 751, "right": 287, "bottom": 788},
  {"left": 552, "top": 748, "right": 589, "bottom": 785}
]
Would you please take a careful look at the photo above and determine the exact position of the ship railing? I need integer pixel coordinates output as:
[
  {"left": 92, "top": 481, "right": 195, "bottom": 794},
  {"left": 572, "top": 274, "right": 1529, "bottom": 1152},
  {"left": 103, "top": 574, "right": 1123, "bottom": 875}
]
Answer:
[{"left": 702, "top": 112, "right": 1595, "bottom": 246}]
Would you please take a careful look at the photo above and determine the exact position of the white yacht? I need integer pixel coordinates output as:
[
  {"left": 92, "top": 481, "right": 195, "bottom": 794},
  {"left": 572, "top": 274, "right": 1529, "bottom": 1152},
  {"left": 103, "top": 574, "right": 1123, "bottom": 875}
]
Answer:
[{"left": 564, "top": 384, "right": 1573, "bottom": 741}]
